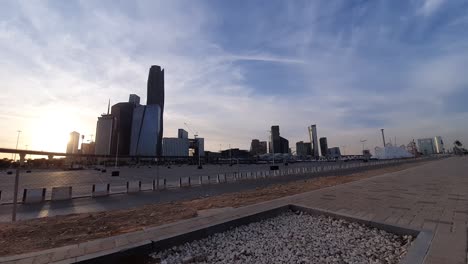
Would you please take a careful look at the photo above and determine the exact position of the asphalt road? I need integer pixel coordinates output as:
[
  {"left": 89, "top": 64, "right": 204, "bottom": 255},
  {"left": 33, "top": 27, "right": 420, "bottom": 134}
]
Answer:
[
  {"left": 0, "top": 161, "right": 360, "bottom": 202},
  {"left": 0, "top": 159, "right": 423, "bottom": 221}
]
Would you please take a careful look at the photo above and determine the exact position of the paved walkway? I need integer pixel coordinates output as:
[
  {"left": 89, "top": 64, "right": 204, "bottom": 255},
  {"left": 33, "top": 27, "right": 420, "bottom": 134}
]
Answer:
[
  {"left": 1, "top": 157, "right": 466, "bottom": 263},
  {"left": 292, "top": 156, "right": 468, "bottom": 264}
]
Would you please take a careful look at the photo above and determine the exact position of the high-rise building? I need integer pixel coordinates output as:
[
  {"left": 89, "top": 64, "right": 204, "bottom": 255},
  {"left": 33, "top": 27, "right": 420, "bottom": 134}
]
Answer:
[
  {"left": 130, "top": 104, "right": 161, "bottom": 156},
  {"left": 95, "top": 114, "right": 115, "bottom": 155},
  {"left": 162, "top": 138, "right": 189, "bottom": 156},
  {"left": 178, "top": 129, "right": 189, "bottom": 139},
  {"left": 250, "top": 139, "right": 267, "bottom": 155},
  {"left": 417, "top": 138, "right": 435, "bottom": 155},
  {"left": 328, "top": 147, "right": 341, "bottom": 159},
  {"left": 434, "top": 136, "right": 444, "bottom": 154},
  {"left": 319, "top": 137, "right": 328, "bottom": 157},
  {"left": 81, "top": 142, "right": 95, "bottom": 155},
  {"left": 110, "top": 102, "right": 135, "bottom": 156},
  {"left": 66, "top": 131, "right": 80, "bottom": 154},
  {"left": 147, "top": 65, "right": 165, "bottom": 156},
  {"left": 308, "top": 125, "right": 320, "bottom": 158},
  {"left": 129, "top": 94, "right": 140, "bottom": 105},
  {"left": 269, "top": 125, "right": 289, "bottom": 154},
  {"left": 296, "top": 141, "right": 312, "bottom": 157}
]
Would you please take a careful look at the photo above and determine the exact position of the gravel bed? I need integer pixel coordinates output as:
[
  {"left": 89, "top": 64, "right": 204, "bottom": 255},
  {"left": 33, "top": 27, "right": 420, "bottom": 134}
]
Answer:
[{"left": 149, "top": 211, "right": 414, "bottom": 264}]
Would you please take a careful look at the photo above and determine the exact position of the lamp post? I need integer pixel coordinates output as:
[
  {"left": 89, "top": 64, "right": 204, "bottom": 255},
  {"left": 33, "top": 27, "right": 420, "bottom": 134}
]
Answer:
[
  {"left": 13, "top": 130, "right": 21, "bottom": 162},
  {"left": 360, "top": 139, "right": 367, "bottom": 152},
  {"left": 269, "top": 130, "right": 275, "bottom": 165}
]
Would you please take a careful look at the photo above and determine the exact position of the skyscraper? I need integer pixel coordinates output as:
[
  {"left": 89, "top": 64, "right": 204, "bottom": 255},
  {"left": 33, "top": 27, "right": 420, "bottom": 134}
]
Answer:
[
  {"left": 417, "top": 138, "right": 435, "bottom": 155},
  {"left": 308, "top": 125, "right": 320, "bottom": 158},
  {"left": 269, "top": 125, "right": 289, "bottom": 154},
  {"left": 111, "top": 102, "right": 135, "bottom": 156},
  {"left": 95, "top": 114, "right": 115, "bottom": 155},
  {"left": 129, "top": 94, "right": 140, "bottom": 105},
  {"left": 147, "top": 65, "right": 165, "bottom": 156},
  {"left": 296, "top": 141, "right": 312, "bottom": 157},
  {"left": 434, "top": 136, "right": 444, "bottom": 154},
  {"left": 66, "top": 131, "right": 80, "bottom": 154},
  {"left": 250, "top": 139, "right": 267, "bottom": 155},
  {"left": 130, "top": 104, "right": 161, "bottom": 156},
  {"left": 178, "top": 129, "right": 188, "bottom": 139},
  {"left": 319, "top": 137, "right": 328, "bottom": 157}
]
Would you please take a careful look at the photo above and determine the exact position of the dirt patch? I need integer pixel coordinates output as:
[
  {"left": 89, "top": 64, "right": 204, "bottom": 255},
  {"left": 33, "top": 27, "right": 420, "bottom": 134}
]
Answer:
[{"left": 0, "top": 162, "right": 424, "bottom": 256}]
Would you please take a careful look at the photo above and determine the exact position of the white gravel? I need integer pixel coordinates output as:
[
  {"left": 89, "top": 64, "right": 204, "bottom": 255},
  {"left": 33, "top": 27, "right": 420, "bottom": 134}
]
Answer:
[{"left": 149, "top": 211, "right": 414, "bottom": 264}]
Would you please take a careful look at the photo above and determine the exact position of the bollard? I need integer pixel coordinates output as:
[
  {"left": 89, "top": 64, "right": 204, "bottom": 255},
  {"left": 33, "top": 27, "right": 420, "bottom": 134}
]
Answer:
[
  {"left": 188, "top": 177, "right": 191, "bottom": 187},
  {"left": 207, "top": 175, "right": 211, "bottom": 184},
  {"left": 179, "top": 177, "right": 182, "bottom": 187},
  {"left": 199, "top": 176, "right": 203, "bottom": 185},
  {"left": 217, "top": 174, "right": 220, "bottom": 183},
  {"left": 163, "top": 178, "right": 167, "bottom": 189}
]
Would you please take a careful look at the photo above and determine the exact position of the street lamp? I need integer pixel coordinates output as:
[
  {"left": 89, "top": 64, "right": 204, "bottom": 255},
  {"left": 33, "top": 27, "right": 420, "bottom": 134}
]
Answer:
[
  {"left": 13, "top": 130, "right": 21, "bottom": 162},
  {"left": 360, "top": 139, "right": 367, "bottom": 153},
  {"left": 268, "top": 130, "right": 275, "bottom": 165}
]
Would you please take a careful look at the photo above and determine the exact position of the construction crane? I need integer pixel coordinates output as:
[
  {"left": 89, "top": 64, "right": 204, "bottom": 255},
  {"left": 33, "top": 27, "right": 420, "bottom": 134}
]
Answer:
[
  {"left": 184, "top": 122, "right": 202, "bottom": 169},
  {"left": 184, "top": 122, "right": 198, "bottom": 139}
]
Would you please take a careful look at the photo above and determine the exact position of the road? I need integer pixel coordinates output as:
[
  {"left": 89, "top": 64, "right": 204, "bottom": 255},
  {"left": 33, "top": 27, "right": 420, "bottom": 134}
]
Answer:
[{"left": 0, "top": 161, "right": 363, "bottom": 202}]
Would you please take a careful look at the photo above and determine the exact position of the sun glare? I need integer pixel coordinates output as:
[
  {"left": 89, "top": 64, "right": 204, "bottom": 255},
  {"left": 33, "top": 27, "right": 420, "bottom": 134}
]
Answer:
[{"left": 28, "top": 111, "right": 76, "bottom": 153}]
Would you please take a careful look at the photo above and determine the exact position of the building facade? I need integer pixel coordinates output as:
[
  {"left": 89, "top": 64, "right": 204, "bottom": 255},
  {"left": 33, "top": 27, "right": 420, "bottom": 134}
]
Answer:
[
  {"left": 308, "top": 125, "right": 320, "bottom": 158},
  {"left": 296, "top": 141, "right": 312, "bottom": 157},
  {"left": 129, "top": 94, "right": 140, "bottom": 105},
  {"left": 250, "top": 139, "right": 267, "bottom": 155},
  {"left": 147, "top": 65, "right": 165, "bottom": 156},
  {"left": 269, "top": 125, "right": 289, "bottom": 154},
  {"left": 110, "top": 102, "right": 135, "bottom": 156},
  {"left": 319, "top": 137, "right": 328, "bottom": 157},
  {"left": 162, "top": 138, "right": 190, "bottom": 156},
  {"left": 328, "top": 147, "right": 341, "bottom": 159},
  {"left": 81, "top": 142, "right": 95, "bottom": 155},
  {"left": 95, "top": 114, "right": 115, "bottom": 155},
  {"left": 434, "top": 136, "right": 444, "bottom": 154},
  {"left": 417, "top": 138, "right": 435, "bottom": 155},
  {"left": 130, "top": 104, "right": 161, "bottom": 156},
  {"left": 66, "top": 131, "right": 80, "bottom": 154},
  {"left": 178, "top": 129, "right": 188, "bottom": 139}
]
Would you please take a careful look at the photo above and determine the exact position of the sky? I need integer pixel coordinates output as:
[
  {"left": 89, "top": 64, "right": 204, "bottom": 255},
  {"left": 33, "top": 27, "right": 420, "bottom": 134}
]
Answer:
[{"left": 1, "top": 0, "right": 468, "bottom": 157}]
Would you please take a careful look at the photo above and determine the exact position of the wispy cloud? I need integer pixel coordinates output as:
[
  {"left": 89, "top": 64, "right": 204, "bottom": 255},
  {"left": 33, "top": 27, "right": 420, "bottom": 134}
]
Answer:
[
  {"left": 0, "top": 0, "right": 467, "bottom": 155},
  {"left": 418, "top": 0, "right": 446, "bottom": 16}
]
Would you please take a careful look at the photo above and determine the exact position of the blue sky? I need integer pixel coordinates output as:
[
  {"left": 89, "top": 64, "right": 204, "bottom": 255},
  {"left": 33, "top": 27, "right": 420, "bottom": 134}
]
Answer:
[{"left": 0, "top": 0, "right": 467, "bottom": 155}]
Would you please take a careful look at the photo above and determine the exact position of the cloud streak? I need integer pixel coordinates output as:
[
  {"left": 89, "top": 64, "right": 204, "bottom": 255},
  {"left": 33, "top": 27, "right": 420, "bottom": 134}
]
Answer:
[{"left": 0, "top": 0, "right": 467, "bottom": 155}]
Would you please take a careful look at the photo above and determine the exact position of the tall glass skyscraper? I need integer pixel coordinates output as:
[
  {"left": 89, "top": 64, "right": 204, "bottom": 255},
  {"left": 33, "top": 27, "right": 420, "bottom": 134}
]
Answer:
[{"left": 147, "top": 65, "right": 165, "bottom": 156}]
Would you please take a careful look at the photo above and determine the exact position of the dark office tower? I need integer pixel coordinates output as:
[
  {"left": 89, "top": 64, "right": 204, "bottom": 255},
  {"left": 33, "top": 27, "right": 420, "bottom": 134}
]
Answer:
[
  {"left": 110, "top": 102, "right": 135, "bottom": 156},
  {"left": 308, "top": 125, "right": 320, "bottom": 158},
  {"left": 250, "top": 139, "right": 267, "bottom": 155},
  {"left": 269, "top": 125, "right": 289, "bottom": 154},
  {"left": 147, "top": 65, "right": 165, "bottom": 156},
  {"left": 269, "top": 126, "right": 280, "bottom": 154},
  {"left": 296, "top": 141, "right": 312, "bottom": 157},
  {"left": 319, "top": 137, "right": 329, "bottom": 157}
]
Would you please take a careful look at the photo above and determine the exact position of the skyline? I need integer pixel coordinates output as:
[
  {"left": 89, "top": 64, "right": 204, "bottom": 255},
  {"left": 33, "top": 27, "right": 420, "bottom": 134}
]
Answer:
[{"left": 1, "top": 0, "right": 468, "bottom": 157}]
